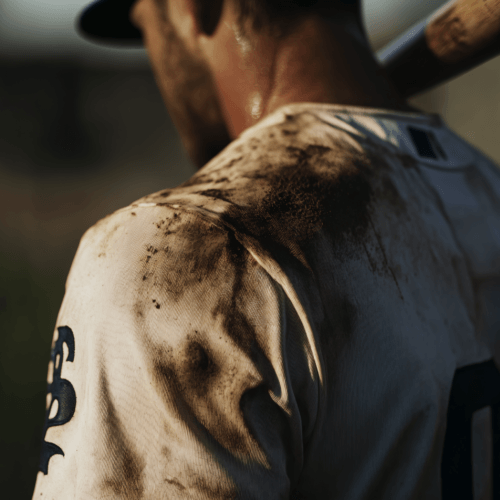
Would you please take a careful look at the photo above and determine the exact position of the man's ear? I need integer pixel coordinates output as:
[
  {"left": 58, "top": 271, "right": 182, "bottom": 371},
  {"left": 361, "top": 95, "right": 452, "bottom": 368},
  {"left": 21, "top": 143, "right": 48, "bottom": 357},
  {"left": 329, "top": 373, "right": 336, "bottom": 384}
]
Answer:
[{"left": 195, "top": 0, "right": 224, "bottom": 36}]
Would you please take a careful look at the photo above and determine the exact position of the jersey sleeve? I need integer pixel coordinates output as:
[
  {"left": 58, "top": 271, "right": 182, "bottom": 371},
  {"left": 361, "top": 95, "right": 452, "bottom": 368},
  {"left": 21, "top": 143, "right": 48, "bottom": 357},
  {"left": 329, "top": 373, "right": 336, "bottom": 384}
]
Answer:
[{"left": 31, "top": 204, "right": 320, "bottom": 499}]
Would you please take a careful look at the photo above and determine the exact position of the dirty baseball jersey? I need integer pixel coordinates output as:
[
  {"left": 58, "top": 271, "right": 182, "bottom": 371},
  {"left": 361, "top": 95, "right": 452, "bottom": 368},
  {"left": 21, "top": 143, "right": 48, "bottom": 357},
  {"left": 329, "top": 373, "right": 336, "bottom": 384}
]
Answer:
[{"left": 33, "top": 102, "right": 500, "bottom": 500}]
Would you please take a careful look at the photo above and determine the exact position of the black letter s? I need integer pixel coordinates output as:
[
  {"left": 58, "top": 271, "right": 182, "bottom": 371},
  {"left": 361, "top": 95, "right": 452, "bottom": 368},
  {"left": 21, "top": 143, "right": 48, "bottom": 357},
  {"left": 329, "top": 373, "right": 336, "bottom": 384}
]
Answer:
[{"left": 39, "top": 326, "right": 77, "bottom": 475}]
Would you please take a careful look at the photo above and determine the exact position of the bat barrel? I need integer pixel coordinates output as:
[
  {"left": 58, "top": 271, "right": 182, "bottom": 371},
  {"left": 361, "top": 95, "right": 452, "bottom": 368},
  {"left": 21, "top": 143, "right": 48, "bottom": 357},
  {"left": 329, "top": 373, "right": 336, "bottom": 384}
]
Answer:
[{"left": 376, "top": 0, "right": 500, "bottom": 98}]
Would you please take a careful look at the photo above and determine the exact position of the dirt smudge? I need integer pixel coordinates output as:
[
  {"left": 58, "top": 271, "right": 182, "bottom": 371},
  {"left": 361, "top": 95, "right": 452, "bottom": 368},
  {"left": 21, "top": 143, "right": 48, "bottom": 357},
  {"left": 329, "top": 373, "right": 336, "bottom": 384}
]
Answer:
[
  {"left": 164, "top": 476, "right": 186, "bottom": 491},
  {"left": 196, "top": 188, "right": 234, "bottom": 204},
  {"left": 211, "top": 233, "right": 256, "bottom": 356},
  {"left": 99, "top": 373, "right": 144, "bottom": 498},
  {"left": 216, "top": 141, "right": 374, "bottom": 272},
  {"left": 151, "top": 342, "right": 249, "bottom": 458}
]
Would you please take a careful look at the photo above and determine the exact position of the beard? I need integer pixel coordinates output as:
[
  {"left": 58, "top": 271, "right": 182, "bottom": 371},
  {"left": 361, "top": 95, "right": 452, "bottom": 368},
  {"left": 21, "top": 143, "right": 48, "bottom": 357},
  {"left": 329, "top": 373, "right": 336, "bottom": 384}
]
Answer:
[{"left": 147, "top": 2, "right": 232, "bottom": 169}]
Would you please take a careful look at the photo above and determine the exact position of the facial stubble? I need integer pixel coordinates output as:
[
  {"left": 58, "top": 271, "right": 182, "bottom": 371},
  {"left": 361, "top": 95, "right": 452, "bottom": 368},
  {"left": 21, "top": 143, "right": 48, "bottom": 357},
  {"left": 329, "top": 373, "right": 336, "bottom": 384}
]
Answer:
[{"left": 151, "top": 0, "right": 232, "bottom": 169}]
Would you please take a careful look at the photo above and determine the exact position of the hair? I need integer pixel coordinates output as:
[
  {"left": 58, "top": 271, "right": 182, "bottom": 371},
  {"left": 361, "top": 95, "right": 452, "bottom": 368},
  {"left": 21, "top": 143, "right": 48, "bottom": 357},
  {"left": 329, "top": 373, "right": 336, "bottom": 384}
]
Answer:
[{"left": 194, "top": 0, "right": 362, "bottom": 39}]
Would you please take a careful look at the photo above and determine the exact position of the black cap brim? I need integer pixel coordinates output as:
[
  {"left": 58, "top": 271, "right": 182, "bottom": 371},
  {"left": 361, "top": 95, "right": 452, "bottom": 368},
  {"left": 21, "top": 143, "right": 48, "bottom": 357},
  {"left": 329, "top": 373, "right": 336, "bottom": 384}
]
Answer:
[{"left": 76, "top": 0, "right": 143, "bottom": 47}]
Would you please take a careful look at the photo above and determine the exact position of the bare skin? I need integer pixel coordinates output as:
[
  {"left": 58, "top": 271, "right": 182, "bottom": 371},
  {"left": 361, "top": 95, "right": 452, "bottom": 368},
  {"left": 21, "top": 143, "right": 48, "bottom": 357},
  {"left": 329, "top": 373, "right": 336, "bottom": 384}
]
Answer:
[{"left": 130, "top": 0, "right": 420, "bottom": 168}]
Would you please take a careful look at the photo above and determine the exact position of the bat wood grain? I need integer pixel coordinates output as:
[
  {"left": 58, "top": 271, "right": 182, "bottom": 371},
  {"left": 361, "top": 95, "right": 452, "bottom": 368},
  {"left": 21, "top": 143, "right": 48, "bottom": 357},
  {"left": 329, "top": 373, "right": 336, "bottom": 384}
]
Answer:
[
  {"left": 426, "top": 0, "right": 500, "bottom": 64},
  {"left": 377, "top": 0, "right": 500, "bottom": 98}
]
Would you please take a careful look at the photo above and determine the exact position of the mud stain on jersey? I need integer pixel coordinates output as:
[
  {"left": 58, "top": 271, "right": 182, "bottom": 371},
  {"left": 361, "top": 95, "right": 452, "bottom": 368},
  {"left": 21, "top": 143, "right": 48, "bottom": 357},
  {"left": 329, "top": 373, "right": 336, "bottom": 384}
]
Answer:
[
  {"left": 178, "top": 112, "right": 376, "bottom": 253},
  {"left": 215, "top": 140, "right": 375, "bottom": 272},
  {"left": 173, "top": 111, "right": 410, "bottom": 295},
  {"left": 159, "top": 222, "right": 226, "bottom": 303},
  {"left": 95, "top": 222, "right": 121, "bottom": 258},
  {"left": 152, "top": 350, "right": 250, "bottom": 458},
  {"left": 99, "top": 373, "right": 144, "bottom": 498},
  {"left": 137, "top": 111, "right": 420, "bottom": 313},
  {"left": 196, "top": 188, "right": 234, "bottom": 204},
  {"left": 192, "top": 475, "right": 238, "bottom": 500},
  {"left": 366, "top": 214, "right": 404, "bottom": 300},
  {"left": 155, "top": 338, "right": 218, "bottom": 404},
  {"left": 134, "top": 213, "right": 228, "bottom": 311},
  {"left": 164, "top": 475, "right": 186, "bottom": 490},
  {"left": 141, "top": 112, "right": 410, "bottom": 274},
  {"left": 211, "top": 233, "right": 256, "bottom": 356},
  {"left": 162, "top": 462, "right": 238, "bottom": 499},
  {"left": 184, "top": 335, "right": 219, "bottom": 394},
  {"left": 145, "top": 236, "right": 269, "bottom": 461}
]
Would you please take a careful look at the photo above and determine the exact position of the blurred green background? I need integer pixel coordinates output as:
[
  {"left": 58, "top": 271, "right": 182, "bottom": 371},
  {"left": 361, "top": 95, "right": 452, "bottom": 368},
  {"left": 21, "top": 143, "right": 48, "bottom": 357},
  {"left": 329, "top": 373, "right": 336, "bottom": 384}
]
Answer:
[{"left": 2, "top": 0, "right": 500, "bottom": 498}]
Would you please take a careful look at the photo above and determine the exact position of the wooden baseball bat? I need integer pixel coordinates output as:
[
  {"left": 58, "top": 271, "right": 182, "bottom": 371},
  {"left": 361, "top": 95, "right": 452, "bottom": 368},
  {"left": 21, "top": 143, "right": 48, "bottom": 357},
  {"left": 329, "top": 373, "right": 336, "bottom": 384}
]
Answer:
[{"left": 376, "top": 0, "right": 500, "bottom": 98}]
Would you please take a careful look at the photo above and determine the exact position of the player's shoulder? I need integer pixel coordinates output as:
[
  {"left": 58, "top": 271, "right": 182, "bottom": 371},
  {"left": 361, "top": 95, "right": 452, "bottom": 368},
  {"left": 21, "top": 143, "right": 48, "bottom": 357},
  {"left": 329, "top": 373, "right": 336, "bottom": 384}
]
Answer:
[
  {"left": 67, "top": 196, "right": 281, "bottom": 362},
  {"left": 141, "top": 103, "right": 366, "bottom": 207},
  {"left": 71, "top": 200, "right": 236, "bottom": 291},
  {"left": 131, "top": 104, "right": 371, "bottom": 254},
  {"left": 74, "top": 103, "right": 371, "bottom": 287}
]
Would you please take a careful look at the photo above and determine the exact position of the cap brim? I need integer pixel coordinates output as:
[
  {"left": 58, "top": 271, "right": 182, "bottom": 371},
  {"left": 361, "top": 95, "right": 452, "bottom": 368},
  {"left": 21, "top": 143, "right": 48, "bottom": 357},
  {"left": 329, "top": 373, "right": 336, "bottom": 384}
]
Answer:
[{"left": 76, "top": 0, "right": 143, "bottom": 47}]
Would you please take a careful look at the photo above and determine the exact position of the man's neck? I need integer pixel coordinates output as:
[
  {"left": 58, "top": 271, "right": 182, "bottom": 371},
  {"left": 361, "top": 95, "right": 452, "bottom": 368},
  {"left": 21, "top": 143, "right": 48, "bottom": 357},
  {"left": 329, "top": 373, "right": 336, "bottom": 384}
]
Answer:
[
  {"left": 264, "top": 18, "right": 419, "bottom": 120},
  {"left": 208, "top": 14, "right": 419, "bottom": 138}
]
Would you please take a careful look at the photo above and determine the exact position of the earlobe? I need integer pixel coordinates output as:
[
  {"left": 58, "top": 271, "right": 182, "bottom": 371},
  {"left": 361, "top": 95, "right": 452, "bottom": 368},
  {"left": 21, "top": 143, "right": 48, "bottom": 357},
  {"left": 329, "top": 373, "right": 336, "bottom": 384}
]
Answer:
[{"left": 196, "top": 0, "right": 224, "bottom": 36}]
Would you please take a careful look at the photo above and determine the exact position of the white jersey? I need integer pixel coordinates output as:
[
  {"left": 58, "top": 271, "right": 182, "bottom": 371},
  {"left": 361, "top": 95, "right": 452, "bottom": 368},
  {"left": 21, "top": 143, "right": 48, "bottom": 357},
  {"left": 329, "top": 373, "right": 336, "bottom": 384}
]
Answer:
[{"left": 33, "top": 102, "right": 500, "bottom": 499}]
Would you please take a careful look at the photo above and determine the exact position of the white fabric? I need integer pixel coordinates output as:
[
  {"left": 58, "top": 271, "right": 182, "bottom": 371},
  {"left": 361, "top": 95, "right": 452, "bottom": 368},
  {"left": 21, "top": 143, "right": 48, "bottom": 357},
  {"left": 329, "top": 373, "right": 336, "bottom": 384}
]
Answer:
[{"left": 33, "top": 102, "right": 500, "bottom": 499}]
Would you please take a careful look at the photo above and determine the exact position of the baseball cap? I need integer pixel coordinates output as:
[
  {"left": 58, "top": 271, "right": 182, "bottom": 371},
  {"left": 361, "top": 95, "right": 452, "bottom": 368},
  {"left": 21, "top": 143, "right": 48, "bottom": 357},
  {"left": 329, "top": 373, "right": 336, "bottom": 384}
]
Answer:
[{"left": 76, "top": 0, "right": 143, "bottom": 46}]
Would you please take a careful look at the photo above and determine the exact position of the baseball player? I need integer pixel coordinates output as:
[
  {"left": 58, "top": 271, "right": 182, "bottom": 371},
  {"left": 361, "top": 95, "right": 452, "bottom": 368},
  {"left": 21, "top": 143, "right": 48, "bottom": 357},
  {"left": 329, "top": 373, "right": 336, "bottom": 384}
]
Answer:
[{"left": 33, "top": 0, "right": 500, "bottom": 499}]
